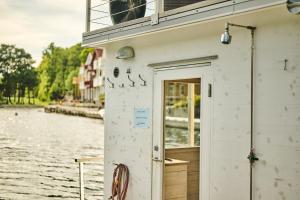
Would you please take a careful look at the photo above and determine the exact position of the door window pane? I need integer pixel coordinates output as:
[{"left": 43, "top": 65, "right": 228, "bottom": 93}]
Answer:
[{"left": 164, "top": 79, "right": 201, "bottom": 148}]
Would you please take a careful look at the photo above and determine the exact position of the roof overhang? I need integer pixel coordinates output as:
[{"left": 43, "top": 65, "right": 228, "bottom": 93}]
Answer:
[{"left": 82, "top": 0, "right": 286, "bottom": 47}]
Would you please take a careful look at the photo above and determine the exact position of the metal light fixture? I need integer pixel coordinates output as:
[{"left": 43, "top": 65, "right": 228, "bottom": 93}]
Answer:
[
  {"left": 220, "top": 23, "right": 256, "bottom": 44},
  {"left": 287, "top": 0, "right": 300, "bottom": 14},
  {"left": 116, "top": 46, "right": 135, "bottom": 59},
  {"left": 220, "top": 25, "right": 232, "bottom": 44}
]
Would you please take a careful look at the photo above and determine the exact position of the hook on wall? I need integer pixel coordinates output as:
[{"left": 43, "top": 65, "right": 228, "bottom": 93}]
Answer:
[
  {"left": 138, "top": 74, "right": 146, "bottom": 86},
  {"left": 106, "top": 77, "right": 114, "bottom": 88},
  {"left": 127, "top": 75, "right": 135, "bottom": 87},
  {"left": 284, "top": 59, "right": 288, "bottom": 71}
]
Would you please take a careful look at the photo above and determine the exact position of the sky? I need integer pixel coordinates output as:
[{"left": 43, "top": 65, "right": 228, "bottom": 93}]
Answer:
[{"left": 0, "top": 0, "right": 85, "bottom": 66}]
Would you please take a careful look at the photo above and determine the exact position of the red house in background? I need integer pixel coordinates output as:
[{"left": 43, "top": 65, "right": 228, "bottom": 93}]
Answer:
[{"left": 78, "top": 49, "right": 105, "bottom": 105}]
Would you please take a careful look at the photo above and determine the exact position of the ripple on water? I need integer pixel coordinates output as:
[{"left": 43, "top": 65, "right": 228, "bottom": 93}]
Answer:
[{"left": 0, "top": 108, "right": 104, "bottom": 199}]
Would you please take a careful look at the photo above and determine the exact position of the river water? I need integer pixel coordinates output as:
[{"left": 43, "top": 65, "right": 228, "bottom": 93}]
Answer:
[{"left": 0, "top": 108, "right": 104, "bottom": 200}]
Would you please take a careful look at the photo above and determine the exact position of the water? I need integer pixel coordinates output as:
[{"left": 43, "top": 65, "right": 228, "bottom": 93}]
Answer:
[{"left": 0, "top": 108, "right": 104, "bottom": 200}]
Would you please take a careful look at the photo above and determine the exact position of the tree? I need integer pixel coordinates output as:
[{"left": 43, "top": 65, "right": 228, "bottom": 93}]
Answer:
[
  {"left": 79, "top": 47, "right": 94, "bottom": 64},
  {"left": 24, "top": 69, "right": 38, "bottom": 104},
  {"left": 65, "top": 68, "right": 79, "bottom": 93},
  {"left": 37, "top": 43, "right": 91, "bottom": 102},
  {"left": 37, "top": 43, "right": 67, "bottom": 101},
  {"left": 0, "top": 44, "right": 37, "bottom": 104}
]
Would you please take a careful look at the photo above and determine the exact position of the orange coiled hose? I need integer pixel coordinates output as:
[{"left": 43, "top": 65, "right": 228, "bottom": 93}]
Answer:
[{"left": 110, "top": 163, "right": 129, "bottom": 200}]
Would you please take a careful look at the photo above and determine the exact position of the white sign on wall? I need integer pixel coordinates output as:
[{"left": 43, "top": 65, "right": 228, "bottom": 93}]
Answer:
[{"left": 134, "top": 108, "right": 149, "bottom": 128}]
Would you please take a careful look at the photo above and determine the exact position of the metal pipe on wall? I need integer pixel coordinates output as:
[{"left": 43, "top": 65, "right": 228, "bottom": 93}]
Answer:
[
  {"left": 221, "top": 22, "right": 258, "bottom": 200},
  {"left": 249, "top": 28, "right": 255, "bottom": 200}
]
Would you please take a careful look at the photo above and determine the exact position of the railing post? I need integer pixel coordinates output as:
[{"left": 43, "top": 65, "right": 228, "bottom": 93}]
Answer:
[
  {"left": 75, "top": 156, "right": 102, "bottom": 199},
  {"left": 86, "top": 0, "right": 91, "bottom": 32},
  {"left": 156, "top": 0, "right": 163, "bottom": 13},
  {"left": 151, "top": 0, "right": 161, "bottom": 25},
  {"left": 79, "top": 162, "right": 84, "bottom": 200}
]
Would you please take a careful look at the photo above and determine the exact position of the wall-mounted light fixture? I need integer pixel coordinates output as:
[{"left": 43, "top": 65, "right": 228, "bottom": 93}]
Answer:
[
  {"left": 116, "top": 46, "right": 135, "bottom": 59},
  {"left": 220, "top": 24, "right": 231, "bottom": 44},
  {"left": 220, "top": 22, "right": 256, "bottom": 44}
]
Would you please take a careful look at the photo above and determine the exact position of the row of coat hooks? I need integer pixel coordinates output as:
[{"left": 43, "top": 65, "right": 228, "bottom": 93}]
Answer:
[{"left": 106, "top": 68, "right": 146, "bottom": 88}]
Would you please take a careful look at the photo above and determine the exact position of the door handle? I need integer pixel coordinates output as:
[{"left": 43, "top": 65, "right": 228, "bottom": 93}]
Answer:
[{"left": 152, "top": 157, "right": 163, "bottom": 162}]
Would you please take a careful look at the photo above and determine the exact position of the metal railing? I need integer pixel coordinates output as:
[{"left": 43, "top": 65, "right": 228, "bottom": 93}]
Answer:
[
  {"left": 85, "top": 0, "right": 231, "bottom": 32},
  {"left": 85, "top": 0, "right": 157, "bottom": 32},
  {"left": 74, "top": 156, "right": 103, "bottom": 200}
]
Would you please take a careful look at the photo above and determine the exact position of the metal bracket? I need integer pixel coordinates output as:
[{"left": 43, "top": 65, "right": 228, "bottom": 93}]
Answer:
[
  {"left": 247, "top": 148, "right": 259, "bottom": 165},
  {"left": 151, "top": 13, "right": 159, "bottom": 25},
  {"left": 152, "top": 157, "right": 163, "bottom": 162},
  {"left": 284, "top": 59, "right": 288, "bottom": 71}
]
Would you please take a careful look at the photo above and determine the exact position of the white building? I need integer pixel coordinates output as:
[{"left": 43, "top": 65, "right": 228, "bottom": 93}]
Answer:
[
  {"left": 78, "top": 49, "right": 105, "bottom": 105},
  {"left": 82, "top": 0, "right": 300, "bottom": 200}
]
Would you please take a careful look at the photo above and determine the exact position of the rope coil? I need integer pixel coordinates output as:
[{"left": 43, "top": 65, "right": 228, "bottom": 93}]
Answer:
[{"left": 109, "top": 163, "right": 129, "bottom": 200}]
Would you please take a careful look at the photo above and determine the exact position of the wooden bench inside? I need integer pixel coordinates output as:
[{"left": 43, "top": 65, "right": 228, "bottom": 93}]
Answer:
[{"left": 164, "top": 147, "right": 200, "bottom": 200}]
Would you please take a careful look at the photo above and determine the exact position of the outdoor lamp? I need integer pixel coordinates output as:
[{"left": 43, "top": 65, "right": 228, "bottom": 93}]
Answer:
[
  {"left": 116, "top": 46, "right": 135, "bottom": 59},
  {"left": 220, "top": 24, "right": 232, "bottom": 44}
]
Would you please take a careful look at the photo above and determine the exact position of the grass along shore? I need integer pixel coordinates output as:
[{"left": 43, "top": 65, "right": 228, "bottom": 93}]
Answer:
[{"left": 0, "top": 97, "right": 49, "bottom": 108}]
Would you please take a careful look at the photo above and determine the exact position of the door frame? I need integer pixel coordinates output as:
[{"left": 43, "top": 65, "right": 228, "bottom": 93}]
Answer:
[{"left": 151, "top": 63, "right": 213, "bottom": 200}]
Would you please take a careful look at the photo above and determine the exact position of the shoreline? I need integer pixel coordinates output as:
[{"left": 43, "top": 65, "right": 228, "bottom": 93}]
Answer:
[
  {"left": 0, "top": 104, "right": 44, "bottom": 109},
  {"left": 44, "top": 105, "right": 103, "bottom": 120},
  {"left": 0, "top": 104, "right": 103, "bottom": 120}
]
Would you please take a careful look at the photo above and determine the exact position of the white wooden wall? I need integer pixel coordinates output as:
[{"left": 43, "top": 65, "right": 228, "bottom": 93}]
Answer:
[{"left": 101, "top": 5, "right": 300, "bottom": 200}]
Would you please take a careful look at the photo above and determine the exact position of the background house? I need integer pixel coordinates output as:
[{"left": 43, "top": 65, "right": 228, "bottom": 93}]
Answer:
[{"left": 78, "top": 49, "right": 105, "bottom": 105}]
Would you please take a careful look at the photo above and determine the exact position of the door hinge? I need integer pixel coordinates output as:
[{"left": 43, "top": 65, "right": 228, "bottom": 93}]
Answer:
[
  {"left": 208, "top": 84, "right": 212, "bottom": 97},
  {"left": 152, "top": 157, "right": 163, "bottom": 162}
]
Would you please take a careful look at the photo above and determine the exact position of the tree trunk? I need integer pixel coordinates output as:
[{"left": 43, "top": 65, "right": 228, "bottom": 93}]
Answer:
[
  {"left": 17, "top": 88, "right": 20, "bottom": 104},
  {"left": 28, "top": 89, "right": 31, "bottom": 104},
  {"left": 8, "top": 96, "right": 12, "bottom": 104},
  {"left": 33, "top": 91, "right": 35, "bottom": 105},
  {"left": 21, "top": 89, "right": 24, "bottom": 104}
]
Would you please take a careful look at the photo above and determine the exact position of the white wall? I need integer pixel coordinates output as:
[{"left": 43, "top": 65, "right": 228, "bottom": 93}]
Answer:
[
  {"left": 254, "top": 16, "right": 300, "bottom": 200},
  {"left": 101, "top": 5, "right": 300, "bottom": 200}
]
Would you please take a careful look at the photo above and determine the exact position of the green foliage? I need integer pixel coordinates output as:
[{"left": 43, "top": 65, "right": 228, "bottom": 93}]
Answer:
[
  {"left": 195, "top": 95, "right": 201, "bottom": 106},
  {"left": 65, "top": 68, "right": 79, "bottom": 92},
  {"left": 37, "top": 43, "right": 91, "bottom": 101},
  {"left": 99, "top": 93, "right": 105, "bottom": 103},
  {"left": 173, "top": 97, "right": 188, "bottom": 108},
  {"left": 0, "top": 44, "right": 38, "bottom": 104},
  {"left": 174, "top": 95, "right": 201, "bottom": 108},
  {"left": 80, "top": 47, "right": 94, "bottom": 64}
]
